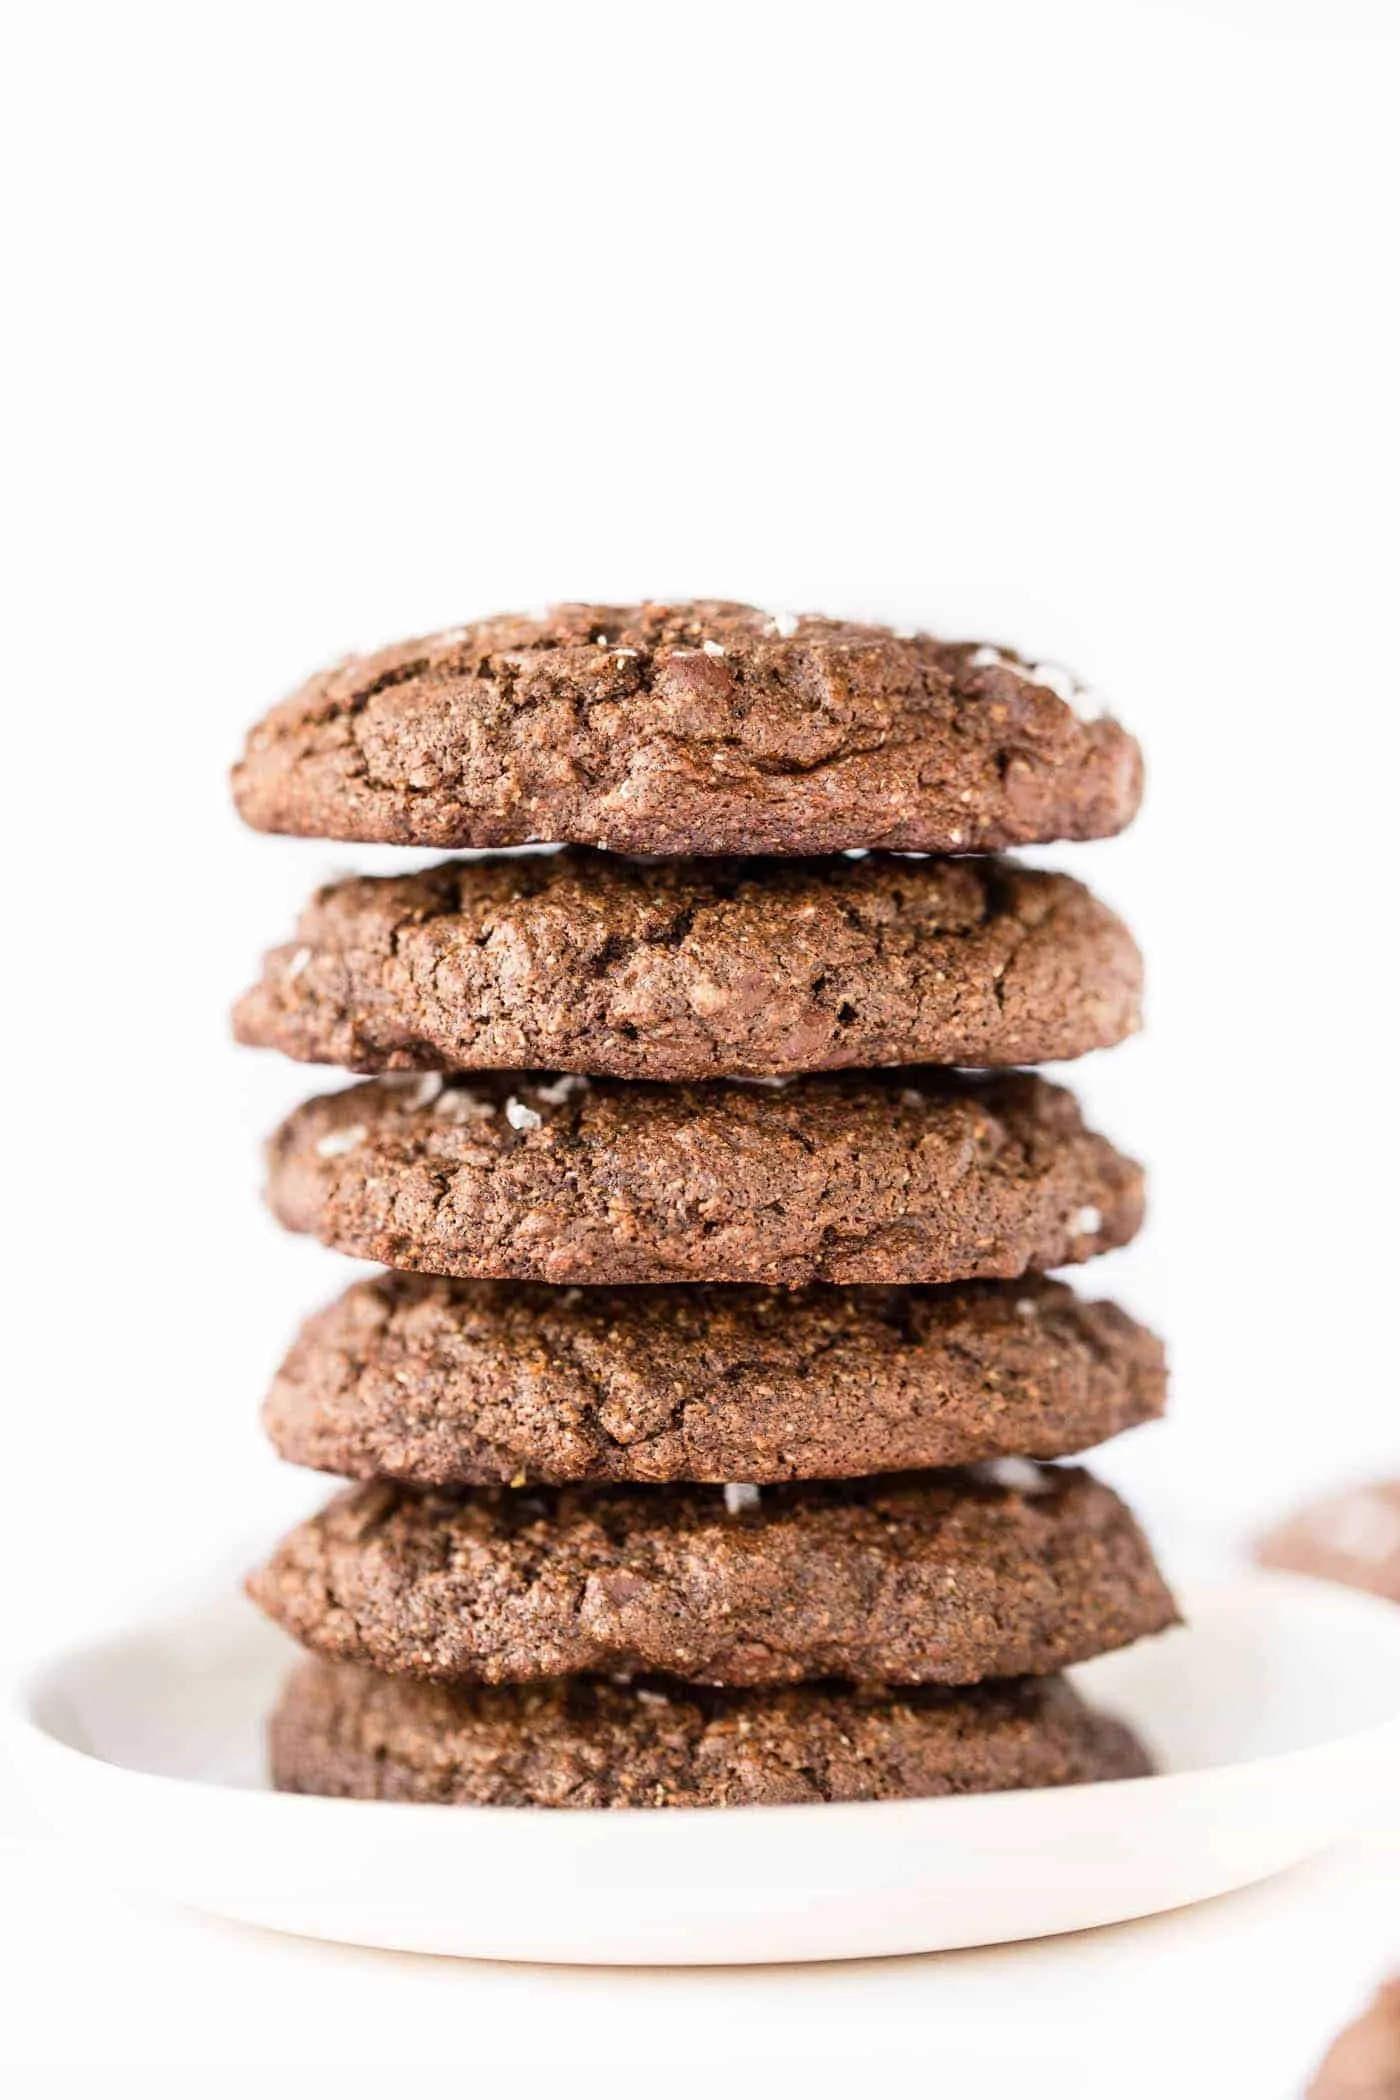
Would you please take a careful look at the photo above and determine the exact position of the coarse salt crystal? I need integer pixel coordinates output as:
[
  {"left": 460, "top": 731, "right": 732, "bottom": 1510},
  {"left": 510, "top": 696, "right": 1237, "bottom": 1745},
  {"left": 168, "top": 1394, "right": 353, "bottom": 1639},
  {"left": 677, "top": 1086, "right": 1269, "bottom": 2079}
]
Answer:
[
  {"left": 983, "top": 1457, "right": 1051, "bottom": 1494},
  {"left": 1072, "top": 1205, "right": 1103, "bottom": 1237},
  {"left": 315, "top": 1124, "right": 366, "bottom": 1159},
  {"left": 635, "top": 1688, "right": 670, "bottom": 1708},
  {"left": 286, "top": 946, "right": 312, "bottom": 980},
  {"left": 766, "top": 611, "right": 800, "bottom": 638},
  {"left": 724, "top": 1483, "right": 761, "bottom": 1514},
  {"left": 1015, "top": 1297, "right": 1039, "bottom": 1318},
  {"left": 1026, "top": 661, "right": 1081, "bottom": 703},
  {"left": 701, "top": 638, "right": 726, "bottom": 657},
  {"left": 969, "top": 644, "right": 1103, "bottom": 712},
  {"left": 433, "top": 1087, "right": 495, "bottom": 1121},
  {"left": 534, "top": 1073, "right": 590, "bottom": 1106},
  {"left": 505, "top": 1096, "right": 543, "bottom": 1131}
]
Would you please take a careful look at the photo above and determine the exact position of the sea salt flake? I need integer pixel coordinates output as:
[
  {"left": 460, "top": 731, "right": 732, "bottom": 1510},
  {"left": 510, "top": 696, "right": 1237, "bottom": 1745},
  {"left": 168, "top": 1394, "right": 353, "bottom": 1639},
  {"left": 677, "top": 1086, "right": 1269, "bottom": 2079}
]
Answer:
[
  {"left": 724, "top": 1482, "right": 761, "bottom": 1514},
  {"left": 701, "top": 639, "right": 726, "bottom": 657},
  {"left": 1072, "top": 1205, "right": 1103, "bottom": 1236},
  {"left": 506, "top": 1096, "right": 543, "bottom": 1131},
  {"left": 983, "top": 1457, "right": 1051, "bottom": 1495},
  {"left": 766, "top": 611, "right": 800, "bottom": 638},
  {"left": 534, "top": 1073, "right": 590, "bottom": 1106},
  {"left": 1026, "top": 661, "right": 1081, "bottom": 703},
  {"left": 433, "top": 1087, "right": 495, "bottom": 1121},
  {"left": 286, "top": 946, "right": 312, "bottom": 980},
  {"left": 315, "top": 1124, "right": 366, "bottom": 1159},
  {"left": 969, "top": 644, "right": 1103, "bottom": 712}
]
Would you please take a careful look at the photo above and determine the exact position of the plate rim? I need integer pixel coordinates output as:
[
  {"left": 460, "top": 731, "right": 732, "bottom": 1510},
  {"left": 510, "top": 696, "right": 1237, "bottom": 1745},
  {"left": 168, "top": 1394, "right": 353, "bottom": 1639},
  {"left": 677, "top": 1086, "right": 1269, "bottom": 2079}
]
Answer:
[{"left": 9, "top": 1568, "right": 1400, "bottom": 1837}]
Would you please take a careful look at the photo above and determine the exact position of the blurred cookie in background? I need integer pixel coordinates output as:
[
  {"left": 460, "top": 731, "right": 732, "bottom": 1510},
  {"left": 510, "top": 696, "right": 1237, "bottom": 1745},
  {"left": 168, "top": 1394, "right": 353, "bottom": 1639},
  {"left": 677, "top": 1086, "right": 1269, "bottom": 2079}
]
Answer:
[
  {"left": 1256, "top": 1480, "right": 1400, "bottom": 1605},
  {"left": 1308, "top": 1979, "right": 1400, "bottom": 2099}
]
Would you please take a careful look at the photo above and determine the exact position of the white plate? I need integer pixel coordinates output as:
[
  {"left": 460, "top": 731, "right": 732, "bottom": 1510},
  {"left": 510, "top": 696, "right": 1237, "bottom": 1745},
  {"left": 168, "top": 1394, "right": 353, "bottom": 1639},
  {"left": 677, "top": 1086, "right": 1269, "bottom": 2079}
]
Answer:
[{"left": 8, "top": 1574, "right": 1400, "bottom": 1966}]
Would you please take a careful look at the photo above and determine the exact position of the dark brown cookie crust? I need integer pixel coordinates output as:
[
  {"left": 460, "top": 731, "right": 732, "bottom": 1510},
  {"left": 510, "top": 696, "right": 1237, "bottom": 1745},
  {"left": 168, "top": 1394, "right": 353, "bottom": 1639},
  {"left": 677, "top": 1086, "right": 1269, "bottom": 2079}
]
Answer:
[
  {"left": 269, "top": 1659, "right": 1152, "bottom": 1809},
  {"left": 263, "top": 1273, "right": 1167, "bottom": 1487},
  {"left": 264, "top": 1069, "right": 1143, "bottom": 1287},
  {"left": 231, "top": 603, "right": 1143, "bottom": 857},
  {"left": 234, "top": 851, "right": 1142, "bottom": 1080},
  {"left": 247, "top": 1465, "right": 1178, "bottom": 1687}
]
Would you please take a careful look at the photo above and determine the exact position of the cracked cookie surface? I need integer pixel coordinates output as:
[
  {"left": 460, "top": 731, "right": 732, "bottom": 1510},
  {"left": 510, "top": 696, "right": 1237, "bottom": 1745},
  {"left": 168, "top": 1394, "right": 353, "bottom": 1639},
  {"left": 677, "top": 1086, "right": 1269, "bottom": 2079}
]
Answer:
[
  {"left": 263, "top": 1272, "right": 1167, "bottom": 1486},
  {"left": 235, "top": 850, "right": 1143, "bottom": 1079},
  {"left": 264, "top": 1068, "right": 1143, "bottom": 1286},
  {"left": 231, "top": 601, "right": 1143, "bottom": 856},
  {"left": 248, "top": 1464, "right": 1178, "bottom": 1687},
  {"left": 270, "top": 1659, "right": 1152, "bottom": 1807}
]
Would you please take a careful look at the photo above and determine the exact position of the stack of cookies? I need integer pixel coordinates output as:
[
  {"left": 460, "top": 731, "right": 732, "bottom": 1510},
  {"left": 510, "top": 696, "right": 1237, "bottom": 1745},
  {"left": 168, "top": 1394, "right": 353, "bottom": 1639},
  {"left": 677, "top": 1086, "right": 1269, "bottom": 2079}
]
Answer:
[{"left": 233, "top": 601, "right": 1176, "bottom": 1811}]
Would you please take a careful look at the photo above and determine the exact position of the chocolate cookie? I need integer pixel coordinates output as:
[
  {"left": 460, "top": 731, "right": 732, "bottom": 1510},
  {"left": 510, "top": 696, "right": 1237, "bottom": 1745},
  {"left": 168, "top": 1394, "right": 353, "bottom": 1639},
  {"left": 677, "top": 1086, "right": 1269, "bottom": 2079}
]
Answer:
[
  {"left": 231, "top": 602, "right": 1143, "bottom": 856},
  {"left": 1256, "top": 1480, "right": 1400, "bottom": 1604},
  {"left": 263, "top": 1273, "right": 1167, "bottom": 1487},
  {"left": 269, "top": 1660, "right": 1152, "bottom": 1809},
  {"left": 234, "top": 851, "right": 1142, "bottom": 1080},
  {"left": 1307, "top": 1980, "right": 1400, "bottom": 2100},
  {"left": 247, "top": 1465, "right": 1177, "bottom": 1687},
  {"left": 264, "top": 1069, "right": 1143, "bottom": 1287}
]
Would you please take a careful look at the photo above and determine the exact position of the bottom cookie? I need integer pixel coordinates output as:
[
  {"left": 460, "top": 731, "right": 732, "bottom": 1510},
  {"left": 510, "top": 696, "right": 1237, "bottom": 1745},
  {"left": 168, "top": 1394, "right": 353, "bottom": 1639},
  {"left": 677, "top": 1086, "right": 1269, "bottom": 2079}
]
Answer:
[{"left": 269, "top": 1658, "right": 1152, "bottom": 1810}]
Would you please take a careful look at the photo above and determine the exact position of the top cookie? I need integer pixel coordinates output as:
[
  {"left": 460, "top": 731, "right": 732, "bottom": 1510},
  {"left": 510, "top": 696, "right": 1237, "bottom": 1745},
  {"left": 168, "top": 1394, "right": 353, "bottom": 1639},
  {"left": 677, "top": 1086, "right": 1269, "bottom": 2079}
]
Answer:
[{"left": 231, "top": 602, "right": 1143, "bottom": 856}]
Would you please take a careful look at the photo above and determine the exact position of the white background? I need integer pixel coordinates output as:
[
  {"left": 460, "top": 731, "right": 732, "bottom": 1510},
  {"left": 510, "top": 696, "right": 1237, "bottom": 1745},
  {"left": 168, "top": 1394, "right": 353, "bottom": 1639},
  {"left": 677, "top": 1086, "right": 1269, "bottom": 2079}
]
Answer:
[{"left": 3, "top": 0, "right": 1398, "bottom": 2090}]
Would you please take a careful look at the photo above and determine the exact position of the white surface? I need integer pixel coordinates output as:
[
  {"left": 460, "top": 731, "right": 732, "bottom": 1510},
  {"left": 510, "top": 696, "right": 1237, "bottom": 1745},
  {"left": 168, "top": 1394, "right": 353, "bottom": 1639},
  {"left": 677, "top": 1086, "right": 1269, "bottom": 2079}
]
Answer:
[
  {"left": 9, "top": 1575, "right": 1400, "bottom": 1969},
  {"left": 4, "top": 0, "right": 1398, "bottom": 1625},
  {"left": 4, "top": 0, "right": 1399, "bottom": 2086}
]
